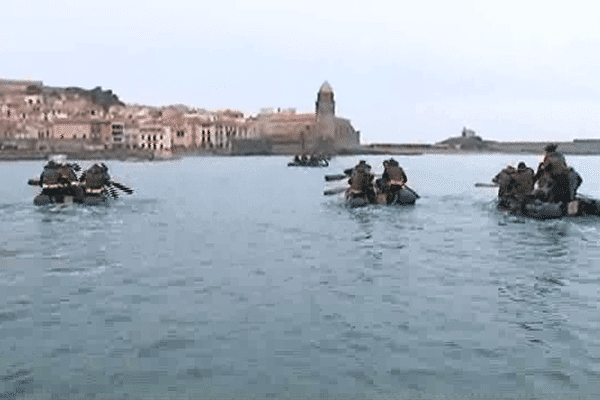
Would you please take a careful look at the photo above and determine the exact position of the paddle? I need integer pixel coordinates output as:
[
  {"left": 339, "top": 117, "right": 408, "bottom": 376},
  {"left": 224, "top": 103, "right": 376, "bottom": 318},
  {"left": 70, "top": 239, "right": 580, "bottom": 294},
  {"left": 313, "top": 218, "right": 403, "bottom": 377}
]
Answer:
[
  {"left": 475, "top": 183, "right": 499, "bottom": 187},
  {"left": 324, "top": 183, "right": 420, "bottom": 199},
  {"left": 107, "top": 186, "right": 120, "bottom": 199},
  {"left": 325, "top": 174, "right": 348, "bottom": 182},
  {"left": 324, "top": 186, "right": 348, "bottom": 196},
  {"left": 109, "top": 181, "right": 134, "bottom": 195},
  {"left": 27, "top": 179, "right": 41, "bottom": 186},
  {"left": 386, "top": 184, "right": 420, "bottom": 199},
  {"left": 325, "top": 172, "right": 382, "bottom": 182}
]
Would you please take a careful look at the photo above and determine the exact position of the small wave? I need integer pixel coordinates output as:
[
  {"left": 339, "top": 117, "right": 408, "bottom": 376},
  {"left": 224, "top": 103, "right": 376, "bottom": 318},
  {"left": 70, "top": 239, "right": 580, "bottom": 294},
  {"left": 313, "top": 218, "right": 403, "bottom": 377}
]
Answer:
[
  {"left": 45, "top": 264, "right": 106, "bottom": 277},
  {"left": 0, "top": 307, "right": 29, "bottom": 324},
  {"left": 137, "top": 337, "right": 196, "bottom": 358}
]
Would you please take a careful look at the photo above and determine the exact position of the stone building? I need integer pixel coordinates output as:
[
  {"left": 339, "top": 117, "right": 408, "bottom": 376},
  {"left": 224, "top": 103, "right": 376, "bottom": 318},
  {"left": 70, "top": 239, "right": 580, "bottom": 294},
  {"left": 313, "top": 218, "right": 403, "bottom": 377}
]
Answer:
[
  {"left": 139, "top": 124, "right": 171, "bottom": 152},
  {"left": 235, "top": 81, "right": 360, "bottom": 155}
]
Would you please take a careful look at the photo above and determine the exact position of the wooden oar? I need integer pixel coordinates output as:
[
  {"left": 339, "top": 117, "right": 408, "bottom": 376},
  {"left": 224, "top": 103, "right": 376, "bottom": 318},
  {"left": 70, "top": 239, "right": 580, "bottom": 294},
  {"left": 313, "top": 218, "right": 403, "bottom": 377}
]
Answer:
[
  {"left": 324, "top": 186, "right": 348, "bottom": 196},
  {"left": 109, "top": 181, "right": 134, "bottom": 195},
  {"left": 108, "top": 186, "right": 119, "bottom": 199},
  {"left": 324, "top": 184, "right": 420, "bottom": 199},
  {"left": 475, "top": 183, "right": 499, "bottom": 187},
  {"left": 325, "top": 174, "right": 348, "bottom": 182}
]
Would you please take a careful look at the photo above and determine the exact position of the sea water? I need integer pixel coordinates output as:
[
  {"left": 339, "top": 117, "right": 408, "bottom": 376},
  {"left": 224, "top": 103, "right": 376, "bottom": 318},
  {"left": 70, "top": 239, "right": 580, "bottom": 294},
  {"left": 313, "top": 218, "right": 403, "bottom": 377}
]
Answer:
[{"left": 1, "top": 154, "right": 600, "bottom": 399}]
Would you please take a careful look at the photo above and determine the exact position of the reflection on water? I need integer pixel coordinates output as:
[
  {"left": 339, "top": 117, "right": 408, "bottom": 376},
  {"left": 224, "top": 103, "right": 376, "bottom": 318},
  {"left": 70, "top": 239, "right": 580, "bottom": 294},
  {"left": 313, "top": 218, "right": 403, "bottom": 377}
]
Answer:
[{"left": 1, "top": 155, "right": 600, "bottom": 398}]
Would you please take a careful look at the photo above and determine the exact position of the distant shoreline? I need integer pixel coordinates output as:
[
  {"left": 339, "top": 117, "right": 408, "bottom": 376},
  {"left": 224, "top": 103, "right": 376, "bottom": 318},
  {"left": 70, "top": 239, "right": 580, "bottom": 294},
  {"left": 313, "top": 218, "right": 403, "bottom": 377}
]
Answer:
[
  {"left": 364, "top": 138, "right": 600, "bottom": 156},
  {"left": 3, "top": 140, "right": 600, "bottom": 161}
]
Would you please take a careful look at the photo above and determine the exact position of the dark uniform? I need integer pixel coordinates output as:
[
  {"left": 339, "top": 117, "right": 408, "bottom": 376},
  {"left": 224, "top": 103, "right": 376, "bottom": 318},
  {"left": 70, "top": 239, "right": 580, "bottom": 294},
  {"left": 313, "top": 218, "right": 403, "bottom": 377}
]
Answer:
[
  {"left": 375, "top": 158, "right": 407, "bottom": 204},
  {"left": 347, "top": 161, "right": 376, "bottom": 203},
  {"left": 38, "top": 161, "right": 82, "bottom": 203},
  {"left": 80, "top": 163, "right": 111, "bottom": 195},
  {"left": 492, "top": 165, "right": 516, "bottom": 198},
  {"left": 381, "top": 159, "right": 407, "bottom": 189},
  {"left": 534, "top": 144, "right": 571, "bottom": 204},
  {"left": 344, "top": 160, "right": 371, "bottom": 177},
  {"left": 507, "top": 162, "right": 534, "bottom": 197}
]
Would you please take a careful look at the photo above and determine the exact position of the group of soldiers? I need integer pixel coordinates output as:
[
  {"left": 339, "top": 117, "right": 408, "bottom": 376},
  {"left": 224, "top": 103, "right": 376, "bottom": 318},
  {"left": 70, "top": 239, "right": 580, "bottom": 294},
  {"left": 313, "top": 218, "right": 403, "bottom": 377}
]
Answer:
[
  {"left": 344, "top": 158, "right": 408, "bottom": 204},
  {"left": 341, "top": 143, "right": 583, "bottom": 210},
  {"left": 493, "top": 144, "right": 583, "bottom": 209},
  {"left": 31, "top": 157, "right": 113, "bottom": 205},
  {"left": 291, "top": 154, "right": 330, "bottom": 166}
]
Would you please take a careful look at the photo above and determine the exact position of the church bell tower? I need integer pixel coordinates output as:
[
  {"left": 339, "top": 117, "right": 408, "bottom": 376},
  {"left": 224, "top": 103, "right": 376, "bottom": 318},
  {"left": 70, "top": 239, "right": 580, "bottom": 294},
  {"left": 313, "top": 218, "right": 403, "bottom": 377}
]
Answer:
[{"left": 315, "top": 81, "right": 335, "bottom": 140}]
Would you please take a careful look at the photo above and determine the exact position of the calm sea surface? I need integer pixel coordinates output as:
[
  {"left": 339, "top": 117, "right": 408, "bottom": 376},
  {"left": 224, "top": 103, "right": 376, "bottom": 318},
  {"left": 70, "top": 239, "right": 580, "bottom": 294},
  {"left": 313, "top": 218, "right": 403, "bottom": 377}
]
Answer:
[{"left": 1, "top": 154, "right": 600, "bottom": 399}]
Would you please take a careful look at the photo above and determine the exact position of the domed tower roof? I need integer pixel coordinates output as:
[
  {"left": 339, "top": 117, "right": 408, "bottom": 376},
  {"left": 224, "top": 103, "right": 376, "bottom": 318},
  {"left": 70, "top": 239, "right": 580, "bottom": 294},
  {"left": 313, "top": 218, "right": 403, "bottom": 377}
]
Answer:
[{"left": 319, "top": 81, "right": 333, "bottom": 94}]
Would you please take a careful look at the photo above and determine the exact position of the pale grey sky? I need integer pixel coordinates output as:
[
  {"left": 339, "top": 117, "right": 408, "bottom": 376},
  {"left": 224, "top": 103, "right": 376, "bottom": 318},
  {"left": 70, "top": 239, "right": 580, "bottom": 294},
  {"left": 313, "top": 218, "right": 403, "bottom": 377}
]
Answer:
[{"left": 3, "top": 0, "right": 600, "bottom": 143}]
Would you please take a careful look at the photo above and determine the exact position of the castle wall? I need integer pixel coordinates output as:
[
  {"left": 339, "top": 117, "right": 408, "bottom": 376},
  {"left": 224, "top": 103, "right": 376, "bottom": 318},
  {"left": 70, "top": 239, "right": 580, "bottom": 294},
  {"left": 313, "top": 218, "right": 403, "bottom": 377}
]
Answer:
[
  {"left": 230, "top": 138, "right": 272, "bottom": 155},
  {"left": 334, "top": 117, "right": 360, "bottom": 150}
]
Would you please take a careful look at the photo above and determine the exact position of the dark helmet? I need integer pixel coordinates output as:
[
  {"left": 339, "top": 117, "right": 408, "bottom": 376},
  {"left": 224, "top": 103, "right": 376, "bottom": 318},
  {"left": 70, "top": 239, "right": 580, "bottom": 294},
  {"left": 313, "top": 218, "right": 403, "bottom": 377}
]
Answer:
[
  {"left": 44, "top": 160, "right": 58, "bottom": 169},
  {"left": 518, "top": 162, "right": 527, "bottom": 170},
  {"left": 388, "top": 158, "right": 399, "bottom": 166},
  {"left": 545, "top": 143, "right": 558, "bottom": 153}
]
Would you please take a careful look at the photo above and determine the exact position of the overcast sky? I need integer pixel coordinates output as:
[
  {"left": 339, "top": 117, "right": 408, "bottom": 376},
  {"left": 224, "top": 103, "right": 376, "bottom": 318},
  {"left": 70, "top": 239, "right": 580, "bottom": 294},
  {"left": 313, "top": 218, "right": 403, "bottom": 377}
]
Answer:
[{"left": 3, "top": 0, "right": 600, "bottom": 144}]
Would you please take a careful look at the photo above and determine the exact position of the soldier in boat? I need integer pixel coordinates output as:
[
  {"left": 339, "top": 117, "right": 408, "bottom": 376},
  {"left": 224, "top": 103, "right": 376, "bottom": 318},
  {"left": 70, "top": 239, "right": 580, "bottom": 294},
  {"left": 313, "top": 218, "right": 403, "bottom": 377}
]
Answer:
[
  {"left": 376, "top": 158, "right": 408, "bottom": 204},
  {"left": 533, "top": 143, "right": 580, "bottom": 205},
  {"left": 344, "top": 159, "right": 371, "bottom": 177},
  {"left": 346, "top": 160, "right": 376, "bottom": 204},
  {"left": 492, "top": 164, "right": 517, "bottom": 201},
  {"left": 494, "top": 162, "right": 534, "bottom": 212},
  {"left": 508, "top": 162, "right": 535, "bottom": 197},
  {"left": 34, "top": 156, "right": 84, "bottom": 205},
  {"left": 79, "top": 163, "right": 112, "bottom": 204}
]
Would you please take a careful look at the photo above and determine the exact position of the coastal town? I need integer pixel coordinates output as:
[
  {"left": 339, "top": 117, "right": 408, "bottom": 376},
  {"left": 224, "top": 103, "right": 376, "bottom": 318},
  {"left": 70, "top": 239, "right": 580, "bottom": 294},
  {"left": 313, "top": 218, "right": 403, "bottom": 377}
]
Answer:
[
  {"left": 0, "top": 78, "right": 361, "bottom": 160},
  {"left": 2, "top": 77, "right": 600, "bottom": 160}
]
